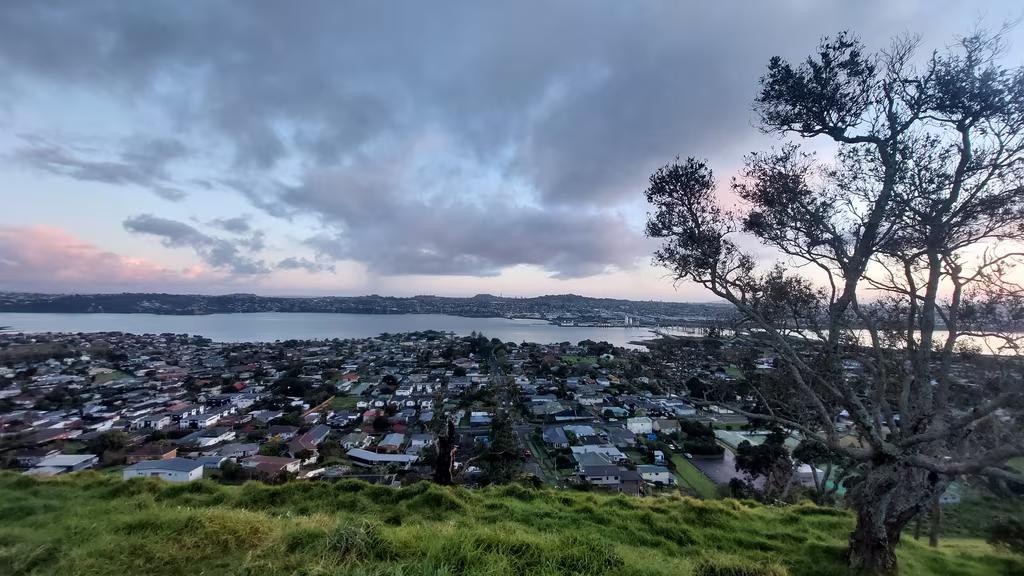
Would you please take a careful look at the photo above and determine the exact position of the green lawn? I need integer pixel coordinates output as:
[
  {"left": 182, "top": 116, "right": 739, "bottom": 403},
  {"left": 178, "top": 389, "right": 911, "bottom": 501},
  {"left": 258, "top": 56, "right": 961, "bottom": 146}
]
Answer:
[
  {"left": 936, "top": 480, "right": 1024, "bottom": 539},
  {"left": 93, "top": 370, "right": 131, "bottom": 384},
  {"left": 560, "top": 355, "right": 597, "bottom": 365},
  {"left": 330, "top": 395, "right": 361, "bottom": 410},
  {"left": 1, "top": 472, "right": 1018, "bottom": 576},
  {"left": 671, "top": 455, "right": 719, "bottom": 499}
]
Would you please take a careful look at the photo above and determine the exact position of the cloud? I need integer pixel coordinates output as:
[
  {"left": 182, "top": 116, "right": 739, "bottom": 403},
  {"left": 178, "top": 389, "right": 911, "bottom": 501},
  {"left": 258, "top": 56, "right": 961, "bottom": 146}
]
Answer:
[
  {"left": 122, "top": 214, "right": 270, "bottom": 275},
  {"left": 13, "top": 134, "right": 190, "bottom": 200},
  {"left": 208, "top": 216, "right": 251, "bottom": 234},
  {"left": 0, "top": 2, "right": 1017, "bottom": 286},
  {"left": 284, "top": 163, "right": 652, "bottom": 278},
  {"left": 0, "top": 225, "right": 214, "bottom": 292},
  {"left": 277, "top": 256, "right": 335, "bottom": 274},
  {"left": 0, "top": 3, "right": 967, "bottom": 199}
]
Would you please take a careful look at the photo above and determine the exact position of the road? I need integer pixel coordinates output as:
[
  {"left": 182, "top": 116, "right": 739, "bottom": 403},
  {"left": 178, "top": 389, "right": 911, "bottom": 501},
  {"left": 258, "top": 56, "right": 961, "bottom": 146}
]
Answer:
[
  {"left": 687, "top": 446, "right": 763, "bottom": 488},
  {"left": 487, "top": 350, "right": 552, "bottom": 482}
]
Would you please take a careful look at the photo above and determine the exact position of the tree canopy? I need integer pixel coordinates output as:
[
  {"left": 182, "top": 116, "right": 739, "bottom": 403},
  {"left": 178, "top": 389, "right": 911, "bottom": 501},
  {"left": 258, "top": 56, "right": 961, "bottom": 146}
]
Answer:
[{"left": 645, "top": 29, "right": 1024, "bottom": 575}]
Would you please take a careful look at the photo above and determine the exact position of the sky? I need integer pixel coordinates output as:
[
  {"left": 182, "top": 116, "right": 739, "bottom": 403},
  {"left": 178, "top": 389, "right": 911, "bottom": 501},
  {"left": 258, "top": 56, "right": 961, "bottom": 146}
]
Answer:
[{"left": 0, "top": 1, "right": 1022, "bottom": 301}]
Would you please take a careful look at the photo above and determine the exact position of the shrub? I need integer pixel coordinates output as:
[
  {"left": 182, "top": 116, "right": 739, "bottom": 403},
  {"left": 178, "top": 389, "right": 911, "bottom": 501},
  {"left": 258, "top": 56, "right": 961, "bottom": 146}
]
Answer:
[{"left": 989, "top": 517, "right": 1024, "bottom": 555}]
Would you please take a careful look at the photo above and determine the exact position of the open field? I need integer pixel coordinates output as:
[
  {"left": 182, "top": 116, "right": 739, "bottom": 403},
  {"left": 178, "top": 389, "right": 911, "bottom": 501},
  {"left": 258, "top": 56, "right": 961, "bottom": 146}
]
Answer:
[{"left": 5, "top": 472, "right": 1016, "bottom": 576}]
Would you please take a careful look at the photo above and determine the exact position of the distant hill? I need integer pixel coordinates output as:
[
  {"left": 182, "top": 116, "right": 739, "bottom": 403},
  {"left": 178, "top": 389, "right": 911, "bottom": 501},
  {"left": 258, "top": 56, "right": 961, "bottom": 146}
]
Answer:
[
  {"left": 0, "top": 473, "right": 1017, "bottom": 576},
  {"left": 0, "top": 292, "right": 734, "bottom": 323}
]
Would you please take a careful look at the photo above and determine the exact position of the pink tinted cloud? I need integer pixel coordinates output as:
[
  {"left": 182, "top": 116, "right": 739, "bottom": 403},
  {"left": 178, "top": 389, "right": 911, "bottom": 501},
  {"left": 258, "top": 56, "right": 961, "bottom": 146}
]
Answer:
[{"left": 0, "top": 225, "right": 221, "bottom": 292}]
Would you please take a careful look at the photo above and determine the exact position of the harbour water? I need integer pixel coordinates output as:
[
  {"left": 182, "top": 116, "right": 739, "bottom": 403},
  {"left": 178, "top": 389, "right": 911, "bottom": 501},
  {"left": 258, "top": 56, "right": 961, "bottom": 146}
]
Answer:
[{"left": 0, "top": 312, "right": 660, "bottom": 348}]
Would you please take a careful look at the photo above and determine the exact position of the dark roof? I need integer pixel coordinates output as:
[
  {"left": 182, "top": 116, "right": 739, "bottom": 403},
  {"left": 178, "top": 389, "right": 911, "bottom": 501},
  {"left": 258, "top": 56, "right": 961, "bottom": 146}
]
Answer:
[
  {"left": 619, "top": 469, "right": 642, "bottom": 482},
  {"left": 581, "top": 465, "right": 620, "bottom": 477}
]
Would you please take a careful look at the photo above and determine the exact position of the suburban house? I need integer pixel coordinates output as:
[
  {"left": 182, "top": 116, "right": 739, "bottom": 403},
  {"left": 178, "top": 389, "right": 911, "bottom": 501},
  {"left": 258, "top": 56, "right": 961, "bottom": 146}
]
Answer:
[
  {"left": 123, "top": 457, "right": 204, "bottom": 483},
  {"left": 195, "top": 455, "right": 228, "bottom": 469},
  {"left": 177, "top": 427, "right": 235, "bottom": 447},
  {"left": 653, "top": 419, "right": 681, "bottom": 434},
  {"left": 574, "top": 451, "right": 615, "bottom": 471},
  {"left": 287, "top": 424, "right": 332, "bottom": 460},
  {"left": 579, "top": 465, "right": 621, "bottom": 486},
  {"left": 626, "top": 417, "right": 653, "bottom": 435},
  {"left": 181, "top": 412, "right": 221, "bottom": 429},
  {"left": 13, "top": 448, "right": 60, "bottom": 468},
  {"left": 133, "top": 414, "right": 171, "bottom": 430},
  {"left": 377, "top": 433, "right": 405, "bottom": 453},
  {"left": 341, "top": 431, "right": 371, "bottom": 450},
  {"left": 241, "top": 455, "right": 301, "bottom": 476},
  {"left": 571, "top": 444, "right": 625, "bottom": 463},
  {"left": 542, "top": 427, "right": 569, "bottom": 448},
  {"left": 346, "top": 448, "right": 417, "bottom": 469},
  {"left": 218, "top": 442, "right": 260, "bottom": 459},
  {"left": 637, "top": 464, "right": 674, "bottom": 486},
  {"left": 406, "top": 433, "right": 434, "bottom": 455},
  {"left": 618, "top": 469, "right": 643, "bottom": 496},
  {"left": 27, "top": 453, "right": 99, "bottom": 476}
]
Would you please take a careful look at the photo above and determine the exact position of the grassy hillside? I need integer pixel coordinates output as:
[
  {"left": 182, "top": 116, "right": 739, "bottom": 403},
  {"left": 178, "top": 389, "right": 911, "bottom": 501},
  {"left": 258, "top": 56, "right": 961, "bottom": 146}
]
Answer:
[{"left": 0, "top": 473, "right": 1020, "bottom": 576}]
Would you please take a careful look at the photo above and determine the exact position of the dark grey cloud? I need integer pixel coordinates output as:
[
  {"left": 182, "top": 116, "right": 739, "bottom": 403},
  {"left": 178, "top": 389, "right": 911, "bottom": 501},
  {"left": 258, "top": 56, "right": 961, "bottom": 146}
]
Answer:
[
  {"left": 123, "top": 214, "right": 269, "bottom": 275},
  {"left": 1, "top": 2, "right": 1017, "bottom": 279},
  {"left": 284, "top": 167, "right": 651, "bottom": 278},
  {"left": 209, "top": 216, "right": 252, "bottom": 234},
  {"left": 13, "top": 134, "right": 189, "bottom": 200}
]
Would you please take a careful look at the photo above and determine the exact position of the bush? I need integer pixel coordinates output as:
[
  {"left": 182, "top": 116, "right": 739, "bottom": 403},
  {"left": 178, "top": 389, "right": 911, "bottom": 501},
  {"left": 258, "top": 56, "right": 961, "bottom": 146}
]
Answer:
[{"left": 989, "top": 517, "right": 1024, "bottom": 555}]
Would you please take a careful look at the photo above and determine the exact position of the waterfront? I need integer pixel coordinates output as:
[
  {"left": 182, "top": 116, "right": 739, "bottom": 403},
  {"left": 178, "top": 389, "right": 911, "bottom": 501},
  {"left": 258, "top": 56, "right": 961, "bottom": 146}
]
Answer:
[{"left": 0, "top": 312, "right": 660, "bottom": 348}]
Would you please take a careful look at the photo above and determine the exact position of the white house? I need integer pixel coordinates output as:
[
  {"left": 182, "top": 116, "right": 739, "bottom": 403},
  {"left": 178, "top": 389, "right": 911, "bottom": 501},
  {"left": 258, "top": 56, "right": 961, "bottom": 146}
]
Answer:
[
  {"left": 182, "top": 412, "right": 221, "bottom": 429},
  {"left": 626, "top": 417, "right": 653, "bottom": 435},
  {"left": 637, "top": 465, "right": 674, "bottom": 486},
  {"left": 123, "top": 458, "right": 204, "bottom": 482}
]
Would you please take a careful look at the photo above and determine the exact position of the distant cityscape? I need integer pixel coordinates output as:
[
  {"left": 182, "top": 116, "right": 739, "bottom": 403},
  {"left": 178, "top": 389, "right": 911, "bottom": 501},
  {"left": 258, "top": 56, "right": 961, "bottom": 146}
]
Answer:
[{"left": 0, "top": 292, "right": 734, "bottom": 328}]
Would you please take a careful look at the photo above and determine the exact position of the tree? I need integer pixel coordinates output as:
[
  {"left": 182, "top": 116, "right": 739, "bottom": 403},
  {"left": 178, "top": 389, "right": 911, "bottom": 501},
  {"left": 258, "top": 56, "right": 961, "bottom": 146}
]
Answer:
[
  {"left": 480, "top": 412, "right": 522, "bottom": 485},
  {"left": 644, "top": 31, "right": 1024, "bottom": 575},
  {"left": 988, "top": 516, "right": 1024, "bottom": 555},
  {"left": 259, "top": 439, "right": 284, "bottom": 457},
  {"left": 86, "top": 430, "right": 129, "bottom": 455},
  {"left": 734, "top": 428, "right": 795, "bottom": 502},
  {"left": 791, "top": 439, "right": 853, "bottom": 504},
  {"left": 434, "top": 417, "right": 458, "bottom": 485}
]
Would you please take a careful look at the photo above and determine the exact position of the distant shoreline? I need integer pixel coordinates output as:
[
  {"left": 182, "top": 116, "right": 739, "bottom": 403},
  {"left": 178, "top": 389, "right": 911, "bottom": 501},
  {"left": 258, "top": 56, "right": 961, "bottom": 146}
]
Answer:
[{"left": 0, "top": 292, "right": 732, "bottom": 328}]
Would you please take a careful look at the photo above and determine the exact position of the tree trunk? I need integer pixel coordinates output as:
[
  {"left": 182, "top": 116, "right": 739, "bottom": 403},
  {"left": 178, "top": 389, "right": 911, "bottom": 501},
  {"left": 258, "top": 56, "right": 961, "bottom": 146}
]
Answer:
[
  {"left": 928, "top": 494, "right": 941, "bottom": 548},
  {"left": 433, "top": 418, "right": 457, "bottom": 485},
  {"left": 847, "top": 464, "right": 948, "bottom": 575},
  {"left": 848, "top": 504, "right": 902, "bottom": 576}
]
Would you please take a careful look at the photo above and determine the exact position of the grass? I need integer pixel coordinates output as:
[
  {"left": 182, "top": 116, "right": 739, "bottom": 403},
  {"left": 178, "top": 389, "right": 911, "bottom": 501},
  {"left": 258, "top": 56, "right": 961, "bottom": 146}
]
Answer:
[
  {"left": 671, "top": 454, "right": 720, "bottom": 499},
  {"left": 1008, "top": 457, "right": 1024, "bottom": 475},
  {"left": 936, "top": 480, "right": 1024, "bottom": 539},
  {"left": 331, "top": 395, "right": 362, "bottom": 410},
  {"left": 0, "top": 472, "right": 1020, "bottom": 576},
  {"left": 93, "top": 370, "right": 131, "bottom": 384}
]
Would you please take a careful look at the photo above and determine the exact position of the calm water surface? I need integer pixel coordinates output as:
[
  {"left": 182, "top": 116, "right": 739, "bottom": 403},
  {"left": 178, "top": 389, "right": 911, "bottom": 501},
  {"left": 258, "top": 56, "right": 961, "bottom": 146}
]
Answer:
[{"left": 0, "top": 313, "right": 659, "bottom": 348}]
